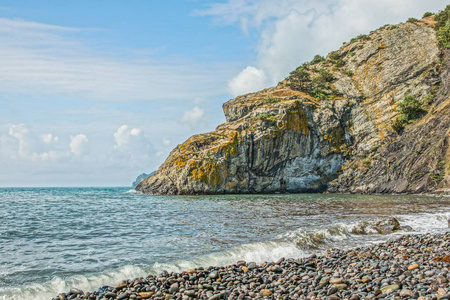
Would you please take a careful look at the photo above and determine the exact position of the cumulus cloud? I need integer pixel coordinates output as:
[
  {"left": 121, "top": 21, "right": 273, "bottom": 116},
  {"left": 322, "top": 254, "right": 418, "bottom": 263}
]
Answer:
[
  {"left": 228, "top": 66, "right": 267, "bottom": 96},
  {"left": 1, "top": 124, "right": 70, "bottom": 162},
  {"left": 42, "top": 133, "right": 59, "bottom": 144},
  {"left": 199, "top": 0, "right": 448, "bottom": 86},
  {"left": 114, "top": 125, "right": 142, "bottom": 149},
  {"left": 180, "top": 106, "right": 207, "bottom": 128},
  {"left": 69, "top": 134, "right": 88, "bottom": 156}
]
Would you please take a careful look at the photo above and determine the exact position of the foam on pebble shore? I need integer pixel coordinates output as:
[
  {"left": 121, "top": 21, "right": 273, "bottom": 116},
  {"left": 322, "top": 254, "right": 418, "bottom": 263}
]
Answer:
[{"left": 54, "top": 232, "right": 450, "bottom": 300}]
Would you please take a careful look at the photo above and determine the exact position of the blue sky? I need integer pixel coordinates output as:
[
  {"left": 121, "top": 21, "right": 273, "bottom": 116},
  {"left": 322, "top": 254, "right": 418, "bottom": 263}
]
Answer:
[{"left": 0, "top": 0, "right": 448, "bottom": 187}]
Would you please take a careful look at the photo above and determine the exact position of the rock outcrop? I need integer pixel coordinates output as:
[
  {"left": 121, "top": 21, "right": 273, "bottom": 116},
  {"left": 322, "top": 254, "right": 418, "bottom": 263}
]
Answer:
[
  {"left": 137, "top": 18, "right": 450, "bottom": 195},
  {"left": 132, "top": 173, "right": 153, "bottom": 188}
]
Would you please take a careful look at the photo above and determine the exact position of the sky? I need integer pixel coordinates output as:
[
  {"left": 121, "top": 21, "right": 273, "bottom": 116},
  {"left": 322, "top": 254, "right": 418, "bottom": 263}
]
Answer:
[{"left": 0, "top": 0, "right": 448, "bottom": 187}]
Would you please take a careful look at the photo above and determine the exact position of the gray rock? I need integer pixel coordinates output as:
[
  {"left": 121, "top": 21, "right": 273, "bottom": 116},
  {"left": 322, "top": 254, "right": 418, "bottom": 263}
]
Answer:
[
  {"left": 136, "top": 20, "right": 449, "bottom": 196},
  {"left": 375, "top": 218, "right": 400, "bottom": 234},
  {"left": 169, "top": 283, "right": 179, "bottom": 294},
  {"left": 209, "top": 271, "right": 218, "bottom": 279},
  {"left": 184, "top": 290, "right": 196, "bottom": 297}
]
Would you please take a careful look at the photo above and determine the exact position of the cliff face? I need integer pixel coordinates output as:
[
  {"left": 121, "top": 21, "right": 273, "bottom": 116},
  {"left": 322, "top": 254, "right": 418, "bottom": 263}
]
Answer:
[{"left": 137, "top": 19, "right": 450, "bottom": 195}]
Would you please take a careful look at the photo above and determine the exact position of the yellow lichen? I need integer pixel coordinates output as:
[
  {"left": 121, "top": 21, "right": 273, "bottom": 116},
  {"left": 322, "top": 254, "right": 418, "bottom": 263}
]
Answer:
[
  {"left": 226, "top": 182, "right": 236, "bottom": 189},
  {"left": 282, "top": 108, "right": 309, "bottom": 134},
  {"left": 188, "top": 159, "right": 228, "bottom": 187},
  {"left": 324, "top": 127, "right": 345, "bottom": 153}
]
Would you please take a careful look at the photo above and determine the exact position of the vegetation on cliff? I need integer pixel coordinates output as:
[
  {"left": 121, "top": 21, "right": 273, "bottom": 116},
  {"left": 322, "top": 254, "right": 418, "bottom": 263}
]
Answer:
[
  {"left": 435, "top": 5, "right": 450, "bottom": 48},
  {"left": 392, "top": 94, "right": 427, "bottom": 132},
  {"left": 137, "top": 7, "right": 450, "bottom": 195}
]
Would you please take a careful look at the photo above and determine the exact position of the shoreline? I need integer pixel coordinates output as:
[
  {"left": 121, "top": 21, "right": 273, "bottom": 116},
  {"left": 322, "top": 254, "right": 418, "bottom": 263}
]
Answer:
[{"left": 54, "top": 231, "right": 450, "bottom": 300}]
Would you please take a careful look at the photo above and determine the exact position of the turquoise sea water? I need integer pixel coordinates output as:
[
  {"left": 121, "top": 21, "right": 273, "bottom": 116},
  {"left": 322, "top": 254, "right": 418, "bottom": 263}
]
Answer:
[{"left": 0, "top": 187, "right": 449, "bottom": 300}]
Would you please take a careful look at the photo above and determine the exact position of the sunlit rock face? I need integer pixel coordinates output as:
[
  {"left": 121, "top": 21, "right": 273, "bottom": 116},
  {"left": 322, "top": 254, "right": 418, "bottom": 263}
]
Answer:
[{"left": 137, "top": 20, "right": 450, "bottom": 195}]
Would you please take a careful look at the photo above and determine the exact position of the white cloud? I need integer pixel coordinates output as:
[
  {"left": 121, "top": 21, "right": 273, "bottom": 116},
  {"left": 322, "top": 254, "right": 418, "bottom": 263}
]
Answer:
[
  {"left": 228, "top": 66, "right": 267, "bottom": 96},
  {"left": 0, "top": 123, "right": 162, "bottom": 186},
  {"left": 199, "top": 0, "right": 449, "bottom": 85},
  {"left": 163, "top": 138, "right": 171, "bottom": 146},
  {"left": 0, "top": 18, "right": 234, "bottom": 102},
  {"left": 42, "top": 133, "right": 58, "bottom": 144},
  {"left": 2, "top": 124, "right": 70, "bottom": 162},
  {"left": 180, "top": 106, "right": 207, "bottom": 128},
  {"left": 114, "top": 125, "right": 143, "bottom": 149},
  {"left": 8, "top": 124, "right": 29, "bottom": 156},
  {"left": 70, "top": 134, "right": 88, "bottom": 156}
]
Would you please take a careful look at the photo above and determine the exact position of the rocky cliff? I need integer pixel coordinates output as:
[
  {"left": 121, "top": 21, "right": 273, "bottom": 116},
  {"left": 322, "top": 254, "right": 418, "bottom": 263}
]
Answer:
[
  {"left": 137, "top": 15, "right": 450, "bottom": 195},
  {"left": 132, "top": 172, "right": 154, "bottom": 188}
]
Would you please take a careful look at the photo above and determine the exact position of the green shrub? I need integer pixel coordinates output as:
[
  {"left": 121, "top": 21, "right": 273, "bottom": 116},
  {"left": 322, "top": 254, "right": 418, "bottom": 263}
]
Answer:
[
  {"left": 423, "top": 93, "right": 435, "bottom": 105},
  {"left": 398, "top": 94, "right": 425, "bottom": 119},
  {"left": 288, "top": 65, "right": 311, "bottom": 91},
  {"left": 407, "top": 17, "right": 419, "bottom": 23},
  {"left": 423, "top": 12, "right": 434, "bottom": 18},
  {"left": 287, "top": 64, "right": 341, "bottom": 100},
  {"left": 258, "top": 114, "right": 277, "bottom": 122},
  {"left": 328, "top": 51, "right": 345, "bottom": 67},
  {"left": 437, "top": 24, "right": 450, "bottom": 48},
  {"left": 435, "top": 5, "right": 450, "bottom": 48},
  {"left": 310, "top": 55, "right": 326, "bottom": 65},
  {"left": 329, "top": 51, "right": 341, "bottom": 61},
  {"left": 342, "top": 69, "right": 354, "bottom": 77},
  {"left": 350, "top": 34, "right": 369, "bottom": 43},
  {"left": 316, "top": 68, "right": 334, "bottom": 83},
  {"left": 265, "top": 95, "right": 278, "bottom": 103},
  {"left": 392, "top": 94, "right": 426, "bottom": 132}
]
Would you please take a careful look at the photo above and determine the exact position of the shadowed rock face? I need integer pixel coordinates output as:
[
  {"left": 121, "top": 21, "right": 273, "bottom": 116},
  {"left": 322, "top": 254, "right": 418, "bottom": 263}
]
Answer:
[{"left": 137, "top": 20, "right": 450, "bottom": 195}]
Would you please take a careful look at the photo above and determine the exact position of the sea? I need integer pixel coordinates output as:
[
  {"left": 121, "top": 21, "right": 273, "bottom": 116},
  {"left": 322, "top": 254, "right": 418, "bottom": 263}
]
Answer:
[{"left": 0, "top": 187, "right": 449, "bottom": 300}]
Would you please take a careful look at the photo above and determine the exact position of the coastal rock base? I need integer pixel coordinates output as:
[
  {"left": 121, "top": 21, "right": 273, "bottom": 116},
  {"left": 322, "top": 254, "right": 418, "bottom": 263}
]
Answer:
[{"left": 54, "top": 232, "right": 450, "bottom": 299}]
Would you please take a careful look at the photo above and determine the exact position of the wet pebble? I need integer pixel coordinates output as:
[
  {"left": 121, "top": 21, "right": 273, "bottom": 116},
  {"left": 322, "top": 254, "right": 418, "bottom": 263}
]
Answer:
[{"left": 53, "top": 232, "right": 450, "bottom": 300}]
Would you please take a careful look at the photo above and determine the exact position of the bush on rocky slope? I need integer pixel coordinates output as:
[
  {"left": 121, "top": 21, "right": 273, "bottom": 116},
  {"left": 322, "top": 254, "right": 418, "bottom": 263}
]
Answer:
[{"left": 436, "top": 5, "right": 450, "bottom": 48}]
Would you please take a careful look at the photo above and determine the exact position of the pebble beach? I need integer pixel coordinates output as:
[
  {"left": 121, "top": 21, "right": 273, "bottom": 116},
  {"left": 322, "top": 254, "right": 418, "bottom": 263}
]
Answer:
[{"left": 54, "top": 231, "right": 450, "bottom": 300}]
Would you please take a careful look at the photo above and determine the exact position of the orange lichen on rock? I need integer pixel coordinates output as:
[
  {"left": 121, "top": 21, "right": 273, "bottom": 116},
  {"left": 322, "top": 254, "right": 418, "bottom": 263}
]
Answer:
[
  {"left": 282, "top": 107, "right": 309, "bottom": 134},
  {"left": 189, "top": 159, "right": 228, "bottom": 187}
]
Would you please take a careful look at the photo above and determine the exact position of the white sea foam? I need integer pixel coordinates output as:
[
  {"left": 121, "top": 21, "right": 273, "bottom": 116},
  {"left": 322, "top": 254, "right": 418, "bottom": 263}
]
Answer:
[
  {"left": 397, "top": 210, "right": 450, "bottom": 234},
  {"left": 148, "top": 240, "right": 306, "bottom": 275},
  {"left": 124, "top": 189, "right": 138, "bottom": 194},
  {"left": 0, "top": 265, "right": 148, "bottom": 300},
  {"left": 0, "top": 240, "right": 306, "bottom": 300}
]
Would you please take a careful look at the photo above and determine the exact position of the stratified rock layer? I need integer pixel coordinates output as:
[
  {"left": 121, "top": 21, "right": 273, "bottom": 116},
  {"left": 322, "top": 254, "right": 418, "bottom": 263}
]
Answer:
[{"left": 137, "top": 20, "right": 450, "bottom": 195}]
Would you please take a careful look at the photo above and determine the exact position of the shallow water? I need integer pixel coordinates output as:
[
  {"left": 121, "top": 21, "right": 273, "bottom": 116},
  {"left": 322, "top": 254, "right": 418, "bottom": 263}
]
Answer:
[{"left": 0, "top": 187, "right": 449, "bottom": 299}]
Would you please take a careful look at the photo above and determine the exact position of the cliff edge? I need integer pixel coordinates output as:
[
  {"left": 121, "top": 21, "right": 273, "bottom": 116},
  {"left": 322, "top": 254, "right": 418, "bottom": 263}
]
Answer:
[{"left": 137, "top": 14, "right": 450, "bottom": 195}]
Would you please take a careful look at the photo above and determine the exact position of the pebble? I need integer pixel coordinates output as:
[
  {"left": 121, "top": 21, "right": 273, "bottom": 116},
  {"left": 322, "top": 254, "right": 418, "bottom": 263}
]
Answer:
[
  {"left": 53, "top": 232, "right": 450, "bottom": 300},
  {"left": 117, "top": 293, "right": 128, "bottom": 300},
  {"left": 247, "top": 262, "right": 257, "bottom": 270},
  {"left": 184, "top": 290, "right": 196, "bottom": 297},
  {"left": 380, "top": 284, "right": 399, "bottom": 294},
  {"left": 139, "top": 292, "right": 153, "bottom": 298},
  {"left": 319, "top": 276, "right": 330, "bottom": 286},
  {"left": 169, "top": 282, "right": 178, "bottom": 294},
  {"left": 329, "top": 278, "right": 343, "bottom": 284},
  {"left": 400, "top": 289, "right": 413, "bottom": 297},
  {"left": 260, "top": 289, "right": 272, "bottom": 296}
]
